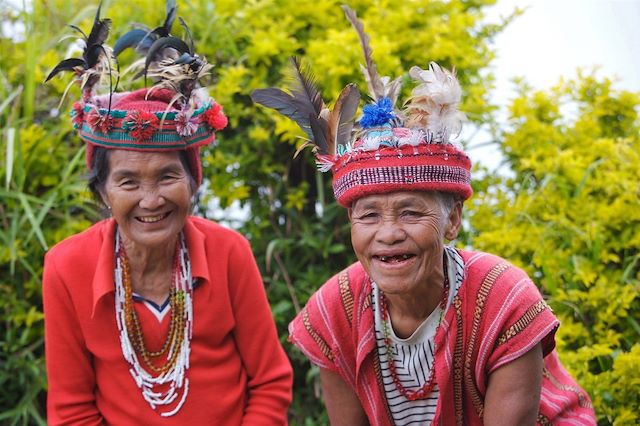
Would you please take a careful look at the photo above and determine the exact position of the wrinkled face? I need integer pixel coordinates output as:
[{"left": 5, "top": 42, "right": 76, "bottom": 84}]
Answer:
[
  {"left": 350, "top": 191, "right": 461, "bottom": 296},
  {"left": 101, "top": 150, "right": 192, "bottom": 250}
]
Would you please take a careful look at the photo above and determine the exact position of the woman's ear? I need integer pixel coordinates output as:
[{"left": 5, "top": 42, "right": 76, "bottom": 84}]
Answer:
[
  {"left": 445, "top": 201, "right": 463, "bottom": 240},
  {"left": 99, "top": 190, "right": 110, "bottom": 210},
  {"left": 347, "top": 208, "right": 353, "bottom": 221}
]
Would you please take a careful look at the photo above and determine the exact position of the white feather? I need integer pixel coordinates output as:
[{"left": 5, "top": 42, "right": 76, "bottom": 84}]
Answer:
[{"left": 405, "top": 62, "right": 465, "bottom": 143}]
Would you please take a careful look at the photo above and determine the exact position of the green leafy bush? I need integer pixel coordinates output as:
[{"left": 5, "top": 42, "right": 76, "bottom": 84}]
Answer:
[{"left": 464, "top": 74, "right": 640, "bottom": 425}]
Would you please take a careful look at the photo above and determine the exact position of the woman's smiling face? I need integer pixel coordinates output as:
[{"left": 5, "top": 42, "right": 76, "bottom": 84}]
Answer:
[
  {"left": 101, "top": 150, "right": 193, "bottom": 250},
  {"left": 349, "top": 191, "right": 461, "bottom": 296}
]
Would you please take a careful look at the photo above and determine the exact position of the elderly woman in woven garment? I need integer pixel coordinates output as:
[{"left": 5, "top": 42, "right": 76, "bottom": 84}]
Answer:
[
  {"left": 253, "top": 7, "right": 595, "bottom": 426},
  {"left": 42, "top": 4, "right": 292, "bottom": 425}
]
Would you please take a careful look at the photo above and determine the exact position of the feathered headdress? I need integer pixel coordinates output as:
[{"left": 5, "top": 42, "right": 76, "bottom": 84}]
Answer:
[
  {"left": 251, "top": 5, "right": 472, "bottom": 207},
  {"left": 45, "top": 1, "right": 227, "bottom": 186}
]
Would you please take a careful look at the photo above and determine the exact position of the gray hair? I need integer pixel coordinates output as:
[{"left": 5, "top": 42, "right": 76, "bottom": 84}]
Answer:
[{"left": 433, "top": 191, "right": 462, "bottom": 219}]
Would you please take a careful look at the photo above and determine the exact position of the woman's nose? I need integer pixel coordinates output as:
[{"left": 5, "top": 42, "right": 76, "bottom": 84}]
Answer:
[
  {"left": 138, "top": 188, "right": 166, "bottom": 210},
  {"left": 375, "top": 219, "right": 406, "bottom": 245}
]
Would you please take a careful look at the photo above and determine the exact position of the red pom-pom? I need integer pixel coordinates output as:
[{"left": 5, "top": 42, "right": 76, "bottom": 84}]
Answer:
[
  {"left": 204, "top": 104, "right": 228, "bottom": 131},
  {"left": 72, "top": 102, "right": 85, "bottom": 129},
  {"left": 210, "top": 114, "right": 228, "bottom": 131},
  {"left": 87, "top": 109, "right": 114, "bottom": 134},
  {"left": 124, "top": 110, "right": 159, "bottom": 141}
]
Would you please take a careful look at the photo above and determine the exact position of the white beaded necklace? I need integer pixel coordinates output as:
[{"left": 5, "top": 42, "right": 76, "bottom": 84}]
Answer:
[{"left": 114, "top": 231, "right": 194, "bottom": 417}]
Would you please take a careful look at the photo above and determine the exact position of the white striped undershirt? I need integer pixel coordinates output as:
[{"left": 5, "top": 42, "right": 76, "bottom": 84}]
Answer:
[{"left": 372, "top": 246, "right": 465, "bottom": 425}]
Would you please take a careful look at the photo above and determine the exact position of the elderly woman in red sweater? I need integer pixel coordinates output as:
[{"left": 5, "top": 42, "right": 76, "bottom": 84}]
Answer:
[
  {"left": 254, "top": 6, "right": 595, "bottom": 425},
  {"left": 43, "top": 6, "right": 291, "bottom": 424}
]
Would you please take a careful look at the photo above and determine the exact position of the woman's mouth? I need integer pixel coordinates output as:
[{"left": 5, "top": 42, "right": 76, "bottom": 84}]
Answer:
[
  {"left": 375, "top": 254, "right": 415, "bottom": 263},
  {"left": 136, "top": 212, "right": 170, "bottom": 223}
]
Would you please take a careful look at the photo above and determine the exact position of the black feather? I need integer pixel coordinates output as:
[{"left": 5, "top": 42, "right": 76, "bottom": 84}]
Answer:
[
  {"left": 45, "top": 58, "right": 85, "bottom": 82},
  {"left": 309, "top": 115, "right": 329, "bottom": 154},
  {"left": 162, "top": 6, "right": 177, "bottom": 36},
  {"left": 251, "top": 88, "right": 316, "bottom": 138},
  {"left": 84, "top": 44, "right": 105, "bottom": 69},
  {"left": 164, "top": 0, "right": 177, "bottom": 34},
  {"left": 86, "top": 3, "right": 111, "bottom": 50},
  {"left": 289, "top": 57, "right": 323, "bottom": 117},
  {"left": 334, "top": 83, "right": 360, "bottom": 148},
  {"left": 178, "top": 17, "right": 195, "bottom": 55},
  {"left": 68, "top": 24, "right": 87, "bottom": 39},
  {"left": 150, "top": 0, "right": 176, "bottom": 38},
  {"left": 144, "top": 36, "right": 191, "bottom": 78},
  {"left": 113, "top": 28, "right": 153, "bottom": 56},
  {"left": 44, "top": 1, "right": 113, "bottom": 91}
]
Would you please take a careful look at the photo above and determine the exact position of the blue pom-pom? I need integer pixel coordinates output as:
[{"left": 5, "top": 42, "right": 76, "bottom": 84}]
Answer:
[{"left": 360, "top": 97, "right": 395, "bottom": 128}]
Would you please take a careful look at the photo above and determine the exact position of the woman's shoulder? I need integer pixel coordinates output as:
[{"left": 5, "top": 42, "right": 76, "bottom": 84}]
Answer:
[
  {"left": 316, "top": 261, "right": 369, "bottom": 301},
  {"left": 185, "top": 216, "right": 253, "bottom": 254},
  {"left": 46, "top": 219, "right": 112, "bottom": 262},
  {"left": 457, "top": 249, "right": 532, "bottom": 289},
  {"left": 455, "top": 249, "right": 550, "bottom": 315},
  {"left": 187, "top": 216, "right": 246, "bottom": 242},
  {"left": 288, "top": 261, "right": 370, "bottom": 371},
  {"left": 298, "top": 261, "right": 372, "bottom": 333}
]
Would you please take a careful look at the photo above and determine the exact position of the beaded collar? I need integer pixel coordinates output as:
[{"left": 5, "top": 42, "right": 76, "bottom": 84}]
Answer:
[{"left": 114, "top": 230, "right": 194, "bottom": 416}]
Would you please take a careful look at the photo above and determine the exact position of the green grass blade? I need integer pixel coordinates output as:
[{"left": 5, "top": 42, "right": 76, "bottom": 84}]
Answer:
[
  {"left": 4, "top": 127, "right": 15, "bottom": 190},
  {"left": 16, "top": 193, "right": 48, "bottom": 250}
]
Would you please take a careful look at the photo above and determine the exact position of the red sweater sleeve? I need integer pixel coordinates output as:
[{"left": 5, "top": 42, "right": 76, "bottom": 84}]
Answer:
[
  {"left": 227, "top": 237, "right": 293, "bottom": 425},
  {"left": 43, "top": 252, "right": 105, "bottom": 426}
]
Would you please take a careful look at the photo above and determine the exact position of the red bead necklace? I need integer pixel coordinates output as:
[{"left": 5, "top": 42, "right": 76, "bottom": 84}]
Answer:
[{"left": 379, "top": 272, "right": 450, "bottom": 401}]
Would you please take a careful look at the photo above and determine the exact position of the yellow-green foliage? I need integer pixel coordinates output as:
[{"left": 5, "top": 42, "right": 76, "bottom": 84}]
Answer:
[{"left": 465, "top": 74, "right": 640, "bottom": 425}]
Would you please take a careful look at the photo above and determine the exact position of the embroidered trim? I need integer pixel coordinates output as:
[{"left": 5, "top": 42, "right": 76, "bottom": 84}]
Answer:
[
  {"left": 453, "top": 295, "right": 464, "bottom": 426},
  {"left": 464, "top": 262, "right": 510, "bottom": 418},
  {"left": 373, "top": 350, "right": 395, "bottom": 423},
  {"left": 302, "top": 308, "right": 334, "bottom": 361},
  {"left": 537, "top": 413, "right": 552, "bottom": 426},
  {"left": 543, "top": 368, "right": 593, "bottom": 409},
  {"left": 339, "top": 272, "right": 354, "bottom": 325},
  {"left": 362, "top": 292, "right": 373, "bottom": 313},
  {"left": 497, "top": 300, "right": 549, "bottom": 346}
]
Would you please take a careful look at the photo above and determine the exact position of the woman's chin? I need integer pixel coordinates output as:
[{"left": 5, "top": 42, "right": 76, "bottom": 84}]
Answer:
[
  {"left": 370, "top": 275, "right": 416, "bottom": 296},
  {"left": 120, "top": 227, "right": 181, "bottom": 251}
]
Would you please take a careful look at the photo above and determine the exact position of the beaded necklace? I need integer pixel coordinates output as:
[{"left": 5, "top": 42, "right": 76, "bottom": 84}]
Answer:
[
  {"left": 114, "top": 230, "right": 193, "bottom": 416},
  {"left": 379, "top": 271, "right": 450, "bottom": 401}
]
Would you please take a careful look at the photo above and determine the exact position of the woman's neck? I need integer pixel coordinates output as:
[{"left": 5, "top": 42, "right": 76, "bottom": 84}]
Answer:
[
  {"left": 120, "top": 233, "right": 178, "bottom": 304},
  {"left": 385, "top": 272, "right": 445, "bottom": 339}
]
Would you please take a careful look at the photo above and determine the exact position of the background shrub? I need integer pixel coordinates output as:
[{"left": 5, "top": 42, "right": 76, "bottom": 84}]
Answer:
[{"left": 1, "top": 0, "right": 637, "bottom": 424}]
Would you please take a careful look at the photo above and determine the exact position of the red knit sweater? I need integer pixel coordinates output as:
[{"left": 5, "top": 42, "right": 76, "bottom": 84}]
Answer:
[{"left": 44, "top": 217, "right": 292, "bottom": 425}]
